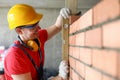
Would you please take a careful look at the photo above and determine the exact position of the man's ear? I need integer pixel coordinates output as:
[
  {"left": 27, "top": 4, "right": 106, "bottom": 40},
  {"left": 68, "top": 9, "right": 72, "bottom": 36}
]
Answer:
[{"left": 15, "top": 28, "right": 22, "bottom": 34}]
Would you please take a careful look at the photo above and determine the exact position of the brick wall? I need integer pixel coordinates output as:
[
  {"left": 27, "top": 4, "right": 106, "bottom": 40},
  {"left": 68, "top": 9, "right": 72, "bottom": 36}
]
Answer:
[{"left": 68, "top": 0, "right": 120, "bottom": 80}]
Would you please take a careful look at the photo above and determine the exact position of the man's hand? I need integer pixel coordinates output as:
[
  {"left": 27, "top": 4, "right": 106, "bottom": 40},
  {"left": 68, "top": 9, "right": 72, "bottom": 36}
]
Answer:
[
  {"left": 48, "top": 60, "right": 69, "bottom": 80},
  {"left": 55, "top": 8, "right": 70, "bottom": 27},
  {"left": 60, "top": 8, "right": 71, "bottom": 19},
  {"left": 58, "top": 60, "right": 69, "bottom": 79}
]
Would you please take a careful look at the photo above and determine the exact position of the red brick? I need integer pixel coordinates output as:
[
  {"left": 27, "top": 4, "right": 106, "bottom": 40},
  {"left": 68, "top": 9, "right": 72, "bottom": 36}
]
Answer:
[
  {"left": 72, "top": 71, "right": 80, "bottom": 80},
  {"left": 79, "top": 48, "right": 92, "bottom": 65},
  {"left": 85, "top": 66, "right": 102, "bottom": 80},
  {"left": 93, "top": 0, "right": 120, "bottom": 25},
  {"left": 69, "top": 68, "right": 73, "bottom": 79},
  {"left": 69, "top": 47, "right": 80, "bottom": 59},
  {"left": 85, "top": 27, "right": 102, "bottom": 47},
  {"left": 103, "top": 20, "right": 120, "bottom": 48},
  {"left": 76, "top": 60, "right": 85, "bottom": 78},
  {"left": 69, "top": 57, "right": 76, "bottom": 69},
  {"left": 69, "top": 16, "right": 80, "bottom": 24},
  {"left": 93, "top": 49, "right": 119, "bottom": 77},
  {"left": 79, "top": 77, "right": 84, "bottom": 80},
  {"left": 69, "top": 35, "right": 76, "bottom": 45},
  {"left": 102, "top": 75, "right": 113, "bottom": 80},
  {"left": 75, "top": 33, "right": 85, "bottom": 46},
  {"left": 118, "top": 53, "right": 120, "bottom": 79},
  {"left": 69, "top": 21, "right": 77, "bottom": 34},
  {"left": 73, "top": 47, "right": 80, "bottom": 59},
  {"left": 70, "top": 69, "right": 74, "bottom": 80},
  {"left": 92, "top": 49, "right": 103, "bottom": 70},
  {"left": 102, "top": 50, "right": 118, "bottom": 77},
  {"left": 69, "top": 46, "right": 73, "bottom": 56},
  {"left": 70, "top": 69, "right": 73, "bottom": 80},
  {"left": 77, "top": 9, "right": 93, "bottom": 30}
]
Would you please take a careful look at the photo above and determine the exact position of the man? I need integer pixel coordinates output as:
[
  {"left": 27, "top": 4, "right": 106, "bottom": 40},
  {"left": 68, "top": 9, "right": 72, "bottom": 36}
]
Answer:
[{"left": 4, "top": 4, "right": 70, "bottom": 80}]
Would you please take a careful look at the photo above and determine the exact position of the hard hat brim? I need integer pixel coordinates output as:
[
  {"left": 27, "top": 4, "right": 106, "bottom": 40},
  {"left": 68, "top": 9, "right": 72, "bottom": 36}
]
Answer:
[{"left": 25, "top": 13, "right": 43, "bottom": 26}]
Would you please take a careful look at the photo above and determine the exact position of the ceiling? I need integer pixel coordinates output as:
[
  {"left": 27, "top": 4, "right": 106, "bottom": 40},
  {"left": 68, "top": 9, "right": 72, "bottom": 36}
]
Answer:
[{"left": 0, "top": 0, "right": 100, "bottom": 10}]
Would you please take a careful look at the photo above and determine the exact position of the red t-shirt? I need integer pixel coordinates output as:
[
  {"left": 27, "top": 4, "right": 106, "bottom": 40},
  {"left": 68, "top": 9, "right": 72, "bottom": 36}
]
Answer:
[{"left": 4, "top": 29, "right": 48, "bottom": 80}]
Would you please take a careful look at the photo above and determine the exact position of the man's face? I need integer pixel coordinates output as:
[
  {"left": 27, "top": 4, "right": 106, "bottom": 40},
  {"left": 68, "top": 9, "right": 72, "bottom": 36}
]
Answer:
[{"left": 17, "top": 22, "right": 41, "bottom": 41}]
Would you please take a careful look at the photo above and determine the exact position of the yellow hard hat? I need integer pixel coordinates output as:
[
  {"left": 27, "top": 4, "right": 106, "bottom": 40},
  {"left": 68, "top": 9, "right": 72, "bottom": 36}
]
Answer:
[{"left": 7, "top": 4, "right": 43, "bottom": 30}]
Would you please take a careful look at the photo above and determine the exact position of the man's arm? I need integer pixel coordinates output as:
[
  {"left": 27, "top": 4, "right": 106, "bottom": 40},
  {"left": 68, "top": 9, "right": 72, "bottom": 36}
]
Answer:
[
  {"left": 46, "top": 8, "right": 70, "bottom": 40},
  {"left": 46, "top": 15, "right": 62, "bottom": 40},
  {"left": 11, "top": 72, "right": 32, "bottom": 80}
]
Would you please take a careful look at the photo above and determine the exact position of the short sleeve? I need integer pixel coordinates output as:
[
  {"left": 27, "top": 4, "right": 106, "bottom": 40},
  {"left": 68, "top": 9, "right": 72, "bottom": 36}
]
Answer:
[{"left": 38, "top": 29, "right": 48, "bottom": 43}]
